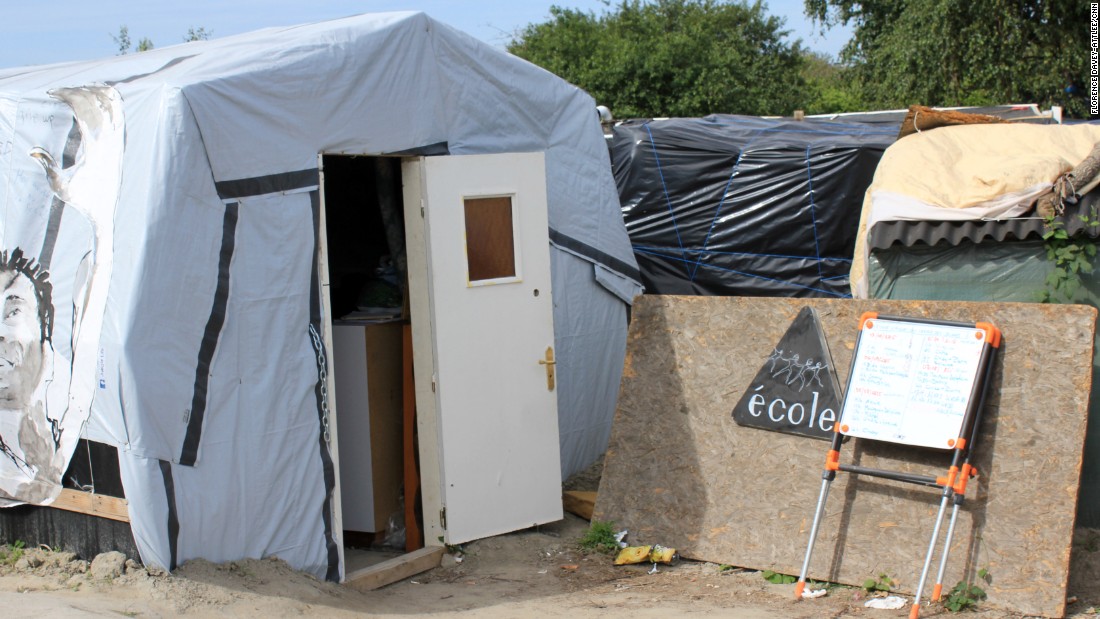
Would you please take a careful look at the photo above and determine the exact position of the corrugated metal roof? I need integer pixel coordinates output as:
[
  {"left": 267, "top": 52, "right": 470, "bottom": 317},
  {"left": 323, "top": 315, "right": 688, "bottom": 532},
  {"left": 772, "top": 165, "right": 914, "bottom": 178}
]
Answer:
[{"left": 868, "top": 192, "right": 1100, "bottom": 251}]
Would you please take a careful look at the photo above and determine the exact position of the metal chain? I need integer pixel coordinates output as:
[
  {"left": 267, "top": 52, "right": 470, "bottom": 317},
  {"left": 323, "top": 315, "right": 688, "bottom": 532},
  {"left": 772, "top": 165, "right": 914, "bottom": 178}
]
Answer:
[{"left": 308, "top": 323, "right": 331, "bottom": 444}]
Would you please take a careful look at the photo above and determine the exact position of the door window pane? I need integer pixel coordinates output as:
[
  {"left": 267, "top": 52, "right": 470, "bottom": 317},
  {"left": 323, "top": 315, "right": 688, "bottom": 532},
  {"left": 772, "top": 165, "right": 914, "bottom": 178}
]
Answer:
[{"left": 464, "top": 196, "right": 516, "bottom": 282}]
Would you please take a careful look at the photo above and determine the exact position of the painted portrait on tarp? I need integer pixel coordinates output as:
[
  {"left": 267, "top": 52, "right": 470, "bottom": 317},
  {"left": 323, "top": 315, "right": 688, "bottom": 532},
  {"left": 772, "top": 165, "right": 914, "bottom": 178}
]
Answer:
[
  {"left": 0, "top": 85, "right": 122, "bottom": 504},
  {"left": 0, "top": 248, "right": 61, "bottom": 499}
]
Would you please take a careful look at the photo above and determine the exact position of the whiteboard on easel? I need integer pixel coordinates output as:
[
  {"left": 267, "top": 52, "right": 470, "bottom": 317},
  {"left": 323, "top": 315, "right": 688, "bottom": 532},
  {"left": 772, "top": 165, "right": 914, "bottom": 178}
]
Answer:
[{"left": 839, "top": 316, "right": 990, "bottom": 449}]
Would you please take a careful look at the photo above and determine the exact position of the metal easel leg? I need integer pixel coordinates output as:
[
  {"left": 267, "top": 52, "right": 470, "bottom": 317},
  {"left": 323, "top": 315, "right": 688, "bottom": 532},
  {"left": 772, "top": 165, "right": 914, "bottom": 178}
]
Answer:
[
  {"left": 910, "top": 493, "right": 951, "bottom": 619},
  {"left": 931, "top": 499, "right": 962, "bottom": 601},
  {"left": 795, "top": 476, "right": 833, "bottom": 598}
]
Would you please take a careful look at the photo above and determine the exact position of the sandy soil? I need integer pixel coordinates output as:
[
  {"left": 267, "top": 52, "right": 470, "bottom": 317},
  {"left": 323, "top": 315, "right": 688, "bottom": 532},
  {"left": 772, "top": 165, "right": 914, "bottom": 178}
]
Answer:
[
  {"left": 4, "top": 514, "right": 1100, "bottom": 619},
  {"left": 2, "top": 461, "right": 1099, "bottom": 618}
]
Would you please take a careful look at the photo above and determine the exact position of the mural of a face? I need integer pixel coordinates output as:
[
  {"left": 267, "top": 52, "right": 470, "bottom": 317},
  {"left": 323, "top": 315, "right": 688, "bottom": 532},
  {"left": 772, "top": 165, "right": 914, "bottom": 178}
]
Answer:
[
  {"left": 0, "top": 269, "right": 46, "bottom": 409},
  {"left": 0, "top": 83, "right": 120, "bottom": 505}
]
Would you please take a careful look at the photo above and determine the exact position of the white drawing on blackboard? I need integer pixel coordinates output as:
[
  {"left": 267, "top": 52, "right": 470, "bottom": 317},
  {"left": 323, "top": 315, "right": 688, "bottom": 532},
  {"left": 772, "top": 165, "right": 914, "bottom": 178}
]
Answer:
[
  {"left": 787, "top": 357, "right": 811, "bottom": 388},
  {"left": 772, "top": 353, "right": 800, "bottom": 383},
  {"left": 792, "top": 359, "right": 827, "bottom": 391},
  {"left": 772, "top": 352, "right": 829, "bottom": 393},
  {"left": 766, "top": 348, "right": 783, "bottom": 372}
]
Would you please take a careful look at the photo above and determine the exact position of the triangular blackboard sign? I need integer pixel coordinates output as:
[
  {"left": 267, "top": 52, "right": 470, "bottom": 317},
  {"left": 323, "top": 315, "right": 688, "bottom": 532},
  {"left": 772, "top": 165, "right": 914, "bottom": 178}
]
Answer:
[{"left": 732, "top": 307, "right": 843, "bottom": 440}]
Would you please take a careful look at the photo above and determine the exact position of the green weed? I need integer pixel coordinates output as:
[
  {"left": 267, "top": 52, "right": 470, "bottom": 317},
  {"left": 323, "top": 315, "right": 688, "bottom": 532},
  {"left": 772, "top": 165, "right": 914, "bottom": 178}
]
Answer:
[
  {"left": 436, "top": 536, "right": 466, "bottom": 556},
  {"left": 762, "top": 569, "right": 797, "bottom": 584},
  {"left": 862, "top": 572, "right": 896, "bottom": 593},
  {"left": 1040, "top": 208, "right": 1100, "bottom": 303},
  {"left": 578, "top": 520, "right": 619, "bottom": 555},
  {"left": 943, "top": 568, "right": 990, "bottom": 612},
  {"left": 0, "top": 540, "right": 26, "bottom": 566}
]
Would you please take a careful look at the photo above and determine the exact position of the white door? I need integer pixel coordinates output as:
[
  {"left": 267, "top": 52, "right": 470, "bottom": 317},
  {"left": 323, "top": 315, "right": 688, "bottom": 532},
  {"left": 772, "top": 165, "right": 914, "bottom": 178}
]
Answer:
[{"left": 402, "top": 152, "right": 562, "bottom": 545}]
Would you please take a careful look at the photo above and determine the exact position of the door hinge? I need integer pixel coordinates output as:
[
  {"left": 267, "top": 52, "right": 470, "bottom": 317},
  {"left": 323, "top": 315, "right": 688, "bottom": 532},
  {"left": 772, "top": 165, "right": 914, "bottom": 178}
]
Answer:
[
  {"left": 420, "top": 199, "right": 425, "bottom": 218},
  {"left": 440, "top": 507, "right": 447, "bottom": 530}
]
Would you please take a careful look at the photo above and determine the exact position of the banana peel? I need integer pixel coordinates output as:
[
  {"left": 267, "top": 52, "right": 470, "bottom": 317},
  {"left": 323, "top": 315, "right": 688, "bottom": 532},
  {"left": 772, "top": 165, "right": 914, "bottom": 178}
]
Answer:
[{"left": 614, "top": 544, "right": 678, "bottom": 566}]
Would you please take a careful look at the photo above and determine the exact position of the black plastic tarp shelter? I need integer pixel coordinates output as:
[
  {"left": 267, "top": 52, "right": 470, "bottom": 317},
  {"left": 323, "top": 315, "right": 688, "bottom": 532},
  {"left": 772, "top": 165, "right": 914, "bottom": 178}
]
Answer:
[{"left": 610, "top": 115, "right": 900, "bottom": 297}]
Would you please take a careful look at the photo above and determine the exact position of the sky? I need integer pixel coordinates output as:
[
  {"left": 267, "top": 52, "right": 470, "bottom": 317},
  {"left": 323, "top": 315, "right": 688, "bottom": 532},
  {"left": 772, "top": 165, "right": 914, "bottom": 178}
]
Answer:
[{"left": 0, "top": 1, "right": 852, "bottom": 69}]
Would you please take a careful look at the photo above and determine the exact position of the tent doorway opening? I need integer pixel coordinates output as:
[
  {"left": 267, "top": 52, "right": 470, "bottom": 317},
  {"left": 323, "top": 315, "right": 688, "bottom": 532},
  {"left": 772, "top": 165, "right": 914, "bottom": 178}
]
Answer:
[
  {"left": 318, "top": 154, "right": 424, "bottom": 577},
  {"left": 319, "top": 150, "right": 562, "bottom": 584}
]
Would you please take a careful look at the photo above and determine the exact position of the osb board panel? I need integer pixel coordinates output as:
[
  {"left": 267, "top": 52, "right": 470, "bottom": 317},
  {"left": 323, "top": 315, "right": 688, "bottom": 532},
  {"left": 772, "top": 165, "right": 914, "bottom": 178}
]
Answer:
[{"left": 594, "top": 296, "right": 1096, "bottom": 618}]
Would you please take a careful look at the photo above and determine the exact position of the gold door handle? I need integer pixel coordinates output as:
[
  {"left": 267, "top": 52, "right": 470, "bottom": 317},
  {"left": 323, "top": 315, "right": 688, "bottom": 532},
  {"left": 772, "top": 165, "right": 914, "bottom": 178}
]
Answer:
[{"left": 538, "top": 346, "right": 556, "bottom": 391}]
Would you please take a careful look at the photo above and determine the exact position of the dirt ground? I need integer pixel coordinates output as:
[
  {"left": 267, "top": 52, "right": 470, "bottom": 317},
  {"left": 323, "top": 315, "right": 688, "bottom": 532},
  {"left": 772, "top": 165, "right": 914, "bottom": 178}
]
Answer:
[
  {"left": 2, "top": 513, "right": 1100, "bottom": 618},
  {"left": 3, "top": 457, "right": 1100, "bottom": 618}
]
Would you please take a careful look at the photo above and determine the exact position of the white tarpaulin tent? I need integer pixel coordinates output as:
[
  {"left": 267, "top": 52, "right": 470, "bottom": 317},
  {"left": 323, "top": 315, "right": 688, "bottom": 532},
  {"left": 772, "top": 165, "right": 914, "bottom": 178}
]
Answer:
[{"left": 0, "top": 12, "right": 640, "bottom": 580}]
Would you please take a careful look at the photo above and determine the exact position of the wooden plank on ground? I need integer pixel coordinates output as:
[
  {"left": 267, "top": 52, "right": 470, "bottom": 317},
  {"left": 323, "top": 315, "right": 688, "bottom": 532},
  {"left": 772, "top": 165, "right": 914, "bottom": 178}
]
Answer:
[
  {"left": 595, "top": 296, "right": 1096, "bottom": 619},
  {"left": 344, "top": 546, "right": 444, "bottom": 591},
  {"left": 563, "top": 491, "right": 596, "bottom": 520},
  {"left": 50, "top": 489, "right": 129, "bottom": 523}
]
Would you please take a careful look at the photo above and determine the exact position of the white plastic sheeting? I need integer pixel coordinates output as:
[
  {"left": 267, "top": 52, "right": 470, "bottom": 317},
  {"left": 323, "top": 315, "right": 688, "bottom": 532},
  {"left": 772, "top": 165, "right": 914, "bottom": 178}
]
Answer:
[{"left": 0, "top": 12, "right": 640, "bottom": 580}]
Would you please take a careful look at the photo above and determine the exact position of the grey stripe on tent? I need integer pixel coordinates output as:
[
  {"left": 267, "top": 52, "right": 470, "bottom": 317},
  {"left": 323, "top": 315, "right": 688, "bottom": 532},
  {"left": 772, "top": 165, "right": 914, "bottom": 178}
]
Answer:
[
  {"left": 38, "top": 119, "right": 83, "bottom": 270},
  {"left": 382, "top": 141, "right": 450, "bottom": 157},
  {"left": 107, "top": 55, "right": 197, "bottom": 86},
  {"left": 214, "top": 169, "right": 318, "bottom": 200},
  {"left": 549, "top": 227, "right": 642, "bottom": 282},
  {"left": 308, "top": 189, "right": 340, "bottom": 581},
  {"left": 212, "top": 143, "right": 448, "bottom": 201},
  {"left": 158, "top": 459, "right": 179, "bottom": 571},
  {"left": 179, "top": 202, "right": 239, "bottom": 467}
]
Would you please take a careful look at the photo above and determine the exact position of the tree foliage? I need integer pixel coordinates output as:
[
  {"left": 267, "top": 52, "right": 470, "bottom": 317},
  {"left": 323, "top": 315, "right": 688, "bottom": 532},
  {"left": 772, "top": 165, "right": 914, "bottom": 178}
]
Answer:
[
  {"left": 184, "top": 26, "right": 212, "bottom": 42},
  {"left": 110, "top": 24, "right": 210, "bottom": 55},
  {"left": 804, "top": 0, "right": 1092, "bottom": 117},
  {"left": 111, "top": 26, "right": 133, "bottom": 55},
  {"left": 800, "top": 51, "right": 863, "bottom": 114},
  {"left": 112, "top": 25, "right": 155, "bottom": 54},
  {"left": 508, "top": 0, "right": 808, "bottom": 118}
]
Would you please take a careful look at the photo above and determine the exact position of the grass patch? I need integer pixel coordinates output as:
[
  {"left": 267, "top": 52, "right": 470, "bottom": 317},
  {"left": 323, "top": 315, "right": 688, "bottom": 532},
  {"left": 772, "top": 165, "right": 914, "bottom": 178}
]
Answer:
[
  {"left": 762, "top": 570, "right": 796, "bottom": 584},
  {"left": 579, "top": 520, "right": 619, "bottom": 554},
  {"left": 0, "top": 540, "right": 26, "bottom": 566},
  {"left": 862, "top": 573, "right": 896, "bottom": 593},
  {"left": 943, "top": 568, "right": 990, "bottom": 612}
]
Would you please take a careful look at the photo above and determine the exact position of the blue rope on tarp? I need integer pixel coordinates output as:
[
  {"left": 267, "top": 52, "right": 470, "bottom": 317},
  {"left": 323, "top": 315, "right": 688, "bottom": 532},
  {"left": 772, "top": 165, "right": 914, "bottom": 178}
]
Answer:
[
  {"left": 632, "top": 244, "right": 852, "bottom": 264},
  {"left": 691, "top": 148, "right": 744, "bottom": 283},
  {"left": 689, "top": 116, "right": 899, "bottom": 136},
  {"left": 633, "top": 246, "right": 852, "bottom": 298},
  {"left": 805, "top": 144, "right": 824, "bottom": 279},
  {"left": 636, "top": 118, "right": 882, "bottom": 297},
  {"left": 644, "top": 122, "right": 690, "bottom": 277},
  {"left": 678, "top": 125, "right": 770, "bottom": 282}
]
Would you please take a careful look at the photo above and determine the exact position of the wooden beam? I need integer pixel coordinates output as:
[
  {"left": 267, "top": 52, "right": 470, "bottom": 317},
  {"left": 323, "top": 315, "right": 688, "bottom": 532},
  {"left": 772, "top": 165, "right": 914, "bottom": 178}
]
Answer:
[
  {"left": 402, "top": 323, "right": 423, "bottom": 552},
  {"left": 344, "top": 545, "right": 444, "bottom": 591},
  {"left": 50, "top": 489, "right": 129, "bottom": 523},
  {"left": 563, "top": 490, "right": 596, "bottom": 520}
]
